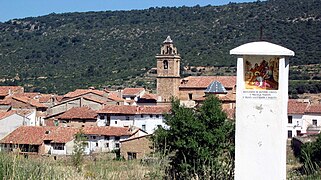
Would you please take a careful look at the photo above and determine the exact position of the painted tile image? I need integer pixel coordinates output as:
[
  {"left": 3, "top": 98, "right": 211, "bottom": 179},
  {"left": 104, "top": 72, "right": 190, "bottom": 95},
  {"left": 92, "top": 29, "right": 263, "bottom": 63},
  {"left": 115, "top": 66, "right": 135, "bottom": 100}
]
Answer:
[{"left": 244, "top": 56, "right": 279, "bottom": 90}]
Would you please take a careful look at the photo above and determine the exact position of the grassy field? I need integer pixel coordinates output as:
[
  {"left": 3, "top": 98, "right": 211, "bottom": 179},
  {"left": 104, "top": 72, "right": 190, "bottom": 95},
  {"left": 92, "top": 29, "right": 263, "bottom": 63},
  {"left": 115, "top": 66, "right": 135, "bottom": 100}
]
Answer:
[
  {"left": 0, "top": 153, "right": 166, "bottom": 180},
  {"left": 0, "top": 148, "right": 320, "bottom": 179}
]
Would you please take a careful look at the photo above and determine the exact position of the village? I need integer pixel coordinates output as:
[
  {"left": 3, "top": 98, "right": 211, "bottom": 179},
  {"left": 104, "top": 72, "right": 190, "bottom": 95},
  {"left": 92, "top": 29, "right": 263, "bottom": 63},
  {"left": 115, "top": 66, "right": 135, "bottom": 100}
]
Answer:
[{"left": 0, "top": 36, "right": 318, "bottom": 164}]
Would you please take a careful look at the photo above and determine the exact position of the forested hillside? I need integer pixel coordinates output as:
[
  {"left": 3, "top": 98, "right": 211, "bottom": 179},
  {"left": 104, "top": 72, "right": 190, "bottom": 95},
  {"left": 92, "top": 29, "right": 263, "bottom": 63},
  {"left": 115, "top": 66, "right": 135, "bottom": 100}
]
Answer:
[{"left": 0, "top": 0, "right": 320, "bottom": 93}]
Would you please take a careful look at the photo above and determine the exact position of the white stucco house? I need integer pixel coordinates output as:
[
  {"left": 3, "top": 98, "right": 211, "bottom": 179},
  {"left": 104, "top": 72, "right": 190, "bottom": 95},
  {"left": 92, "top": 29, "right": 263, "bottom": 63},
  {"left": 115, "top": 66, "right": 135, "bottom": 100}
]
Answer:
[
  {"left": 97, "top": 105, "right": 171, "bottom": 134},
  {"left": 0, "top": 111, "right": 29, "bottom": 140},
  {"left": 82, "top": 126, "right": 133, "bottom": 154},
  {"left": 287, "top": 100, "right": 321, "bottom": 138}
]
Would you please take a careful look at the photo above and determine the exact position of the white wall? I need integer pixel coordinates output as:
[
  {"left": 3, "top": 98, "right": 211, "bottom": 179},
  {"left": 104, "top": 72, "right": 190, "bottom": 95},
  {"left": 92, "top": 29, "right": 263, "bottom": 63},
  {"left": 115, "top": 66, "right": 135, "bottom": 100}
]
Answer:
[
  {"left": 287, "top": 114, "right": 303, "bottom": 138},
  {"left": 302, "top": 114, "right": 321, "bottom": 133},
  {"left": 97, "top": 113, "right": 168, "bottom": 134},
  {"left": 0, "top": 114, "right": 25, "bottom": 139},
  {"left": 84, "top": 135, "right": 129, "bottom": 154}
]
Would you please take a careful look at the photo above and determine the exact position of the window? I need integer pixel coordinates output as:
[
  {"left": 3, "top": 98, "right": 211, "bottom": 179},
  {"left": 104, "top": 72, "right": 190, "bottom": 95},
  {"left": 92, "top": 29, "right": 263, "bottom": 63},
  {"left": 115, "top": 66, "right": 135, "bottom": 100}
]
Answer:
[
  {"left": 163, "top": 60, "right": 168, "bottom": 69},
  {"left": 150, "top": 115, "right": 153, "bottom": 118},
  {"left": 115, "top": 121, "right": 117, "bottom": 124},
  {"left": 52, "top": 143, "right": 65, "bottom": 150},
  {"left": 92, "top": 136, "right": 96, "bottom": 139},
  {"left": 104, "top": 136, "right": 110, "bottom": 140},
  {"left": 156, "top": 115, "right": 159, "bottom": 118},
  {"left": 115, "top": 143, "right": 120, "bottom": 148},
  {"left": 106, "top": 143, "right": 109, "bottom": 148},
  {"left": 99, "top": 115, "right": 105, "bottom": 119},
  {"left": 115, "top": 136, "right": 120, "bottom": 141},
  {"left": 297, "top": 121, "right": 299, "bottom": 126},
  {"left": 127, "top": 152, "right": 137, "bottom": 160},
  {"left": 82, "top": 120, "right": 86, "bottom": 123},
  {"left": 313, "top": 119, "right": 317, "bottom": 126},
  {"left": 287, "top": 130, "right": 292, "bottom": 138},
  {"left": 126, "top": 116, "right": 130, "bottom": 120},
  {"left": 141, "top": 114, "right": 144, "bottom": 118},
  {"left": 142, "top": 124, "right": 146, "bottom": 131},
  {"left": 288, "top": 116, "right": 292, "bottom": 124},
  {"left": 96, "top": 142, "right": 98, "bottom": 147}
]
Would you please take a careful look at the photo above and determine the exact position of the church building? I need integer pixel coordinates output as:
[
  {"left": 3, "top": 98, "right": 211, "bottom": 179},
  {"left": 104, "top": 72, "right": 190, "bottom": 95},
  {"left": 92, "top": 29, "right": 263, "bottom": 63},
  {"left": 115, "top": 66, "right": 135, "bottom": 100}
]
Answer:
[{"left": 156, "top": 36, "right": 236, "bottom": 118}]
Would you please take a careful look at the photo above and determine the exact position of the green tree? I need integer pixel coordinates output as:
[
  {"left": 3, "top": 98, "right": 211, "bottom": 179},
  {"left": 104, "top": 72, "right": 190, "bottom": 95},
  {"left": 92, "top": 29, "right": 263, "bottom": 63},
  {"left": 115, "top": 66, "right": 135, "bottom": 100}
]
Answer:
[
  {"left": 298, "top": 134, "right": 321, "bottom": 175},
  {"left": 153, "top": 95, "right": 234, "bottom": 179},
  {"left": 72, "top": 129, "right": 87, "bottom": 172}
]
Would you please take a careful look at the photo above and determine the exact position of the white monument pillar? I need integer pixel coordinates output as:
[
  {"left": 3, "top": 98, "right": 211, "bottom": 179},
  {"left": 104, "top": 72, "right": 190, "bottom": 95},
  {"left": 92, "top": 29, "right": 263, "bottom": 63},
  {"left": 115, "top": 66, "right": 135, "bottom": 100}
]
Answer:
[{"left": 230, "top": 42, "right": 294, "bottom": 180}]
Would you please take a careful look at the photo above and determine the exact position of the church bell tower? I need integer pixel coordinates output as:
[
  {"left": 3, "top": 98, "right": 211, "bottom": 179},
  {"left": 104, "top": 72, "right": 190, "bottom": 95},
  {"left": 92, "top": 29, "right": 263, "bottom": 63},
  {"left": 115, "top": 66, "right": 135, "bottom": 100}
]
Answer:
[{"left": 156, "top": 36, "right": 181, "bottom": 102}]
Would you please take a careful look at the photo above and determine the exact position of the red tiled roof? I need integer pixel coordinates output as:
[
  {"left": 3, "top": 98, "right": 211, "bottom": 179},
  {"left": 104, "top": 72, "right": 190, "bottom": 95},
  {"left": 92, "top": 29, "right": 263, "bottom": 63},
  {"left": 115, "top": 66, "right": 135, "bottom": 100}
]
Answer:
[
  {"left": 83, "top": 96, "right": 106, "bottom": 104},
  {"left": 120, "top": 134, "right": 151, "bottom": 143},
  {"left": 107, "top": 92, "right": 124, "bottom": 102},
  {"left": 39, "top": 94, "right": 53, "bottom": 103},
  {"left": 141, "top": 93, "right": 158, "bottom": 100},
  {"left": 139, "top": 106, "right": 171, "bottom": 114},
  {"left": 305, "top": 104, "right": 321, "bottom": 114},
  {"left": 179, "top": 76, "right": 236, "bottom": 89},
  {"left": 288, "top": 100, "right": 309, "bottom": 114},
  {"left": 0, "top": 126, "right": 79, "bottom": 145},
  {"left": 44, "top": 128, "right": 79, "bottom": 143},
  {"left": 82, "top": 126, "right": 131, "bottom": 136},
  {"left": 0, "top": 98, "right": 11, "bottom": 105},
  {"left": 45, "top": 119, "right": 56, "bottom": 126},
  {"left": 98, "top": 105, "right": 171, "bottom": 115},
  {"left": 12, "top": 96, "right": 47, "bottom": 108},
  {"left": 122, "top": 88, "right": 145, "bottom": 96},
  {"left": 0, "top": 86, "right": 24, "bottom": 96},
  {"left": 98, "top": 105, "right": 137, "bottom": 114},
  {"left": 0, "top": 111, "right": 16, "bottom": 120},
  {"left": 64, "top": 89, "right": 106, "bottom": 98},
  {"left": 58, "top": 107, "right": 97, "bottom": 120},
  {"left": 55, "top": 96, "right": 64, "bottom": 102},
  {"left": 14, "top": 92, "right": 40, "bottom": 99},
  {"left": 15, "top": 109, "right": 34, "bottom": 116}
]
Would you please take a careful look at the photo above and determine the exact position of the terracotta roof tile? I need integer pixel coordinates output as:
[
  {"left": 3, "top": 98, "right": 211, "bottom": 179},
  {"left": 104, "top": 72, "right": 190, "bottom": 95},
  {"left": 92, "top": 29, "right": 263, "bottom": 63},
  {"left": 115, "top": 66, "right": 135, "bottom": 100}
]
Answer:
[
  {"left": 55, "top": 96, "right": 64, "bottom": 102},
  {"left": 0, "top": 86, "right": 24, "bottom": 96},
  {"left": 39, "top": 94, "right": 53, "bottom": 103},
  {"left": 0, "top": 111, "right": 16, "bottom": 120},
  {"left": 0, "top": 126, "right": 80, "bottom": 145},
  {"left": 83, "top": 96, "right": 106, "bottom": 104},
  {"left": 180, "top": 76, "right": 236, "bottom": 89},
  {"left": 141, "top": 93, "right": 158, "bottom": 100},
  {"left": 58, "top": 107, "right": 97, "bottom": 120},
  {"left": 14, "top": 93, "right": 40, "bottom": 99},
  {"left": 98, "top": 105, "right": 137, "bottom": 114},
  {"left": 139, "top": 106, "right": 171, "bottom": 114},
  {"left": 122, "top": 88, "right": 145, "bottom": 96},
  {"left": 82, "top": 126, "right": 131, "bottom": 136},
  {"left": 107, "top": 92, "right": 124, "bottom": 102},
  {"left": 98, "top": 105, "right": 171, "bottom": 115},
  {"left": 0, "top": 98, "right": 11, "bottom": 105},
  {"left": 64, "top": 89, "right": 106, "bottom": 98},
  {"left": 44, "top": 128, "right": 79, "bottom": 143},
  {"left": 305, "top": 104, "right": 321, "bottom": 114},
  {"left": 288, "top": 100, "right": 309, "bottom": 114},
  {"left": 12, "top": 96, "right": 47, "bottom": 108}
]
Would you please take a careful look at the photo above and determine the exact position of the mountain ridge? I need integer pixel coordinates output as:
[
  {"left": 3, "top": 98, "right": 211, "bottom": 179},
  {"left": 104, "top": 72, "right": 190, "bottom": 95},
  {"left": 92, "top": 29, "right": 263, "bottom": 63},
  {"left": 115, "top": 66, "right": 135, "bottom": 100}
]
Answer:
[{"left": 0, "top": 0, "right": 320, "bottom": 93}]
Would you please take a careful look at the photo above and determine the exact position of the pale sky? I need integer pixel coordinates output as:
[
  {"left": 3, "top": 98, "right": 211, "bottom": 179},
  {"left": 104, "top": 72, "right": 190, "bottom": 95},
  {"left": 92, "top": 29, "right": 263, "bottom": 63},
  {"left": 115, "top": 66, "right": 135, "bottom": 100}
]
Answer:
[{"left": 0, "top": 0, "right": 258, "bottom": 22}]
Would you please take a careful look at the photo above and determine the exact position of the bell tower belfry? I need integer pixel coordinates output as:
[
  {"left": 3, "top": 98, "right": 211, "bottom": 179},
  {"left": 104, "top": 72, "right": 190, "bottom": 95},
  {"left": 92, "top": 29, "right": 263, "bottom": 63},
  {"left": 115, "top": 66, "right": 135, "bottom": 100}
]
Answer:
[{"left": 156, "top": 36, "right": 181, "bottom": 102}]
